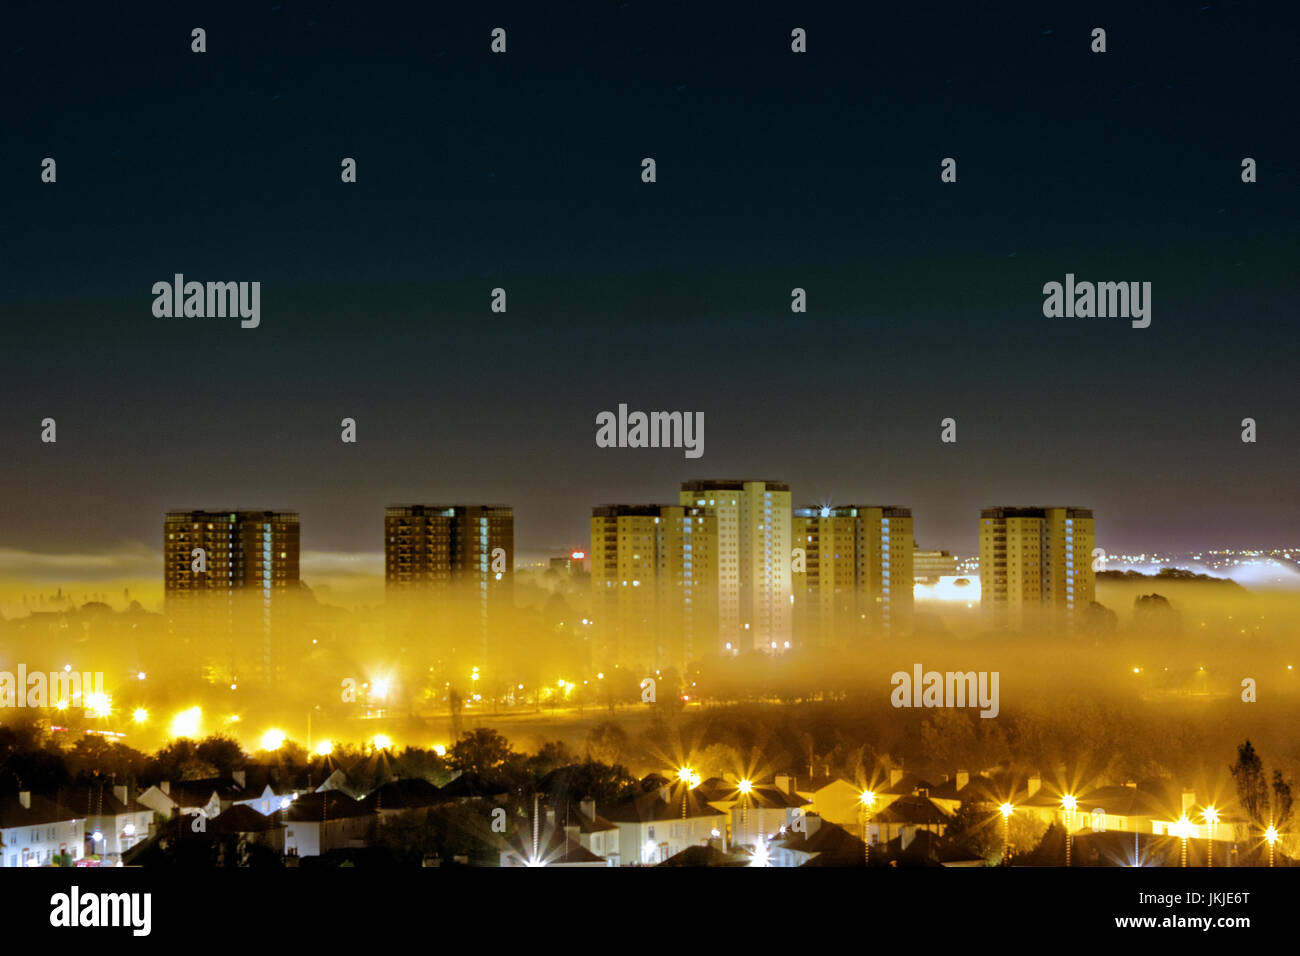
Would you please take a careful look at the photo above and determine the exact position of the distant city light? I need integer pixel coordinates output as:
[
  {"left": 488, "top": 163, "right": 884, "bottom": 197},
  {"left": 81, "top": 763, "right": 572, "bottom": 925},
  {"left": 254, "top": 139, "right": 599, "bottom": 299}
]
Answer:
[
  {"left": 261, "top": 729, "right": 286, "bottom": 751},
  {"left": 170, "top": 707, "right": 201, "bottom": 738}
]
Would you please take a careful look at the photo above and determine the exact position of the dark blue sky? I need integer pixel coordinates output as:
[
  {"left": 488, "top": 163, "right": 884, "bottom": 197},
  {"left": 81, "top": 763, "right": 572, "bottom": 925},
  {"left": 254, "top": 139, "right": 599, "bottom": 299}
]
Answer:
[{"left": 2, "top": 1, "right": 1297, "bottom": 557}]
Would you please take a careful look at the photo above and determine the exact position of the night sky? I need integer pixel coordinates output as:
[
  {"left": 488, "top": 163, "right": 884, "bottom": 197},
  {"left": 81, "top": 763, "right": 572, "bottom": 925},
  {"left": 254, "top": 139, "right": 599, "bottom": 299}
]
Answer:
[{"left": 2, "top": 1, "right": 1297, "bottom": 560}]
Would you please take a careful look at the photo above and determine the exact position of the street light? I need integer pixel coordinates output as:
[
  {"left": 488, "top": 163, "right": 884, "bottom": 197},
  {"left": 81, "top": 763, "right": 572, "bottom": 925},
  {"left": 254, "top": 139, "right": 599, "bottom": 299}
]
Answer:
[
  {"left": 1061, "top": 795, "right": 1078, "bottom": 867},
  {"left": 1202, "top": 807, "right": 1219, "bottom": 868},
  {"left": 1174, "top": 815, "right": 1191, "bottom": 867},
  {"left": 999, "top": 802, "right": 1014, "bottom": 864},
  {"left": 1265, "top": 824, "right": 1278, "bottom": 867},
  {"left": 860, "top": 790, "right": 876, "bottom": 865},
  {"left": 737, "top": 779, "right": 753, "bottom": 846}
]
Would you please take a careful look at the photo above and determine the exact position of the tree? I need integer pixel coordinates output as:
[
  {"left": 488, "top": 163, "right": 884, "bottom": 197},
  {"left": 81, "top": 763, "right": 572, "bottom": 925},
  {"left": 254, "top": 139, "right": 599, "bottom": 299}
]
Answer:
[
  {"left": 1080, "top": 601, "right": 1118, "bottom": 636},
  {"left": 1230, "top": 740, "right": 1268, "bottom": 827},
  {"left": 1133, "top": 593, "right": 1180, "bottom": 635},
  {"left": 585, "top": 721, "right": 628, "bottom": 765},
  {"left": 196, "top": 736, "right": 245, "bottom": 776},
  {"left": 448, "top": 728, "right": 513, "bottom": 776},
  {"left": 939, "top": 801, "right": 1001, "bottom": 863}
]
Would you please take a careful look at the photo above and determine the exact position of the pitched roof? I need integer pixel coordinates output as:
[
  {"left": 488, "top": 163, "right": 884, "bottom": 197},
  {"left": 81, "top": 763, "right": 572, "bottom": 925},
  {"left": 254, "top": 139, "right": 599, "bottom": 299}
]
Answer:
[
  {"left": 285, "top": 791, "right": 374, "bottom": 822},
  {"left": 658, "top": 844, "right": 750, "bottom": 867},
  {"left": 873, "top": 794, "right": 951, "bottom": 825},
  {"left": 362, "top": 778, "right": 443, "bottom": 811},
  {"left": 783, "top": 821, "right": 868, "bottom": 867},
  {"left": 551, "top": 801, "right": 620, "bottom": 833},
  {"left": 696, "top": 780, "right": 809, "bottom": 809},
  {"left": 0, "top": 792, "right": 83, "bottom": 828},
  {"left": 45, "top": 784, "right": 149, "bottom": 816},
  {"left": 437, "top": 772, "right": 509, "bottom": 800},
  {"left": 502, "top": 825, "right": 606, "bottom": 865},
  {"left": 604, "top": 788, "right": 725, "bottom": 824},
  {"left": 209, "top": 803, "right": 285, "bottom": 834}
]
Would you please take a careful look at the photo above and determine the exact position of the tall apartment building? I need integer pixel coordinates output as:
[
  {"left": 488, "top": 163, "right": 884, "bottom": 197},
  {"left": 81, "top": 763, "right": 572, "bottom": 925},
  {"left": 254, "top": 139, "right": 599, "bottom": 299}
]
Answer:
[
  {"left": 384, "top": 505, "right": 514, "bottom": 666},
  {"left": 978, "top": 507, "right": 1095, "bottom": 629},
  {"left": 680, "top": 480, "right": 792, "bottom": 655},
  {"left": 163, "top": 510, "right": 300, "bottom": 686},
  {"left": 589, "top": 505, "right": 718, "bottom": 672},
  {"left": 913, "top": 548, "right": 958, "bottom": 582},
  {"left": 791, "top": 505, "right": 914, "bottom": 647}
]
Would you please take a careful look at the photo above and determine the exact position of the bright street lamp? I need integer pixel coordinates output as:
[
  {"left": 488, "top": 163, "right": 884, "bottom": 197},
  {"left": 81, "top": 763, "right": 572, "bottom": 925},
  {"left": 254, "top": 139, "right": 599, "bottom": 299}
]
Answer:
[
  {"left": 1061, "top": 795, "right": 1078, "bottom": 867},
  {"left": 1202, "top": 807, "right": 1219, "bottom": 868},
  {"left": 860, "top": 790, "right": 877, "bottom": 865},
  {"left": 999, "top": 802, "right": 1014, "bottom": 864}
]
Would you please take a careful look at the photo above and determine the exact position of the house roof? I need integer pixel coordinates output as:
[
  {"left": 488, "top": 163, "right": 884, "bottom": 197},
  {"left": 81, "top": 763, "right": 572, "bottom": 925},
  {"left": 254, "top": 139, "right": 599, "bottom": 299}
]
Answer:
[
  {"left": 873, "top": 794, "right": 951, "bottom": 826},
  {"left": 879, "top": 773, "right": 933, "bottom": 796},
  {"left": 503, "top": 826, "right": 605, "bottom": 865},
  {"left": 603, "top": 788, "right": 725, "bottom": 824},
  {"left": 285, "top": 791, "right": 374, "bottom": 822},
  {"left": 658, "top": 844, "right": 750, "bottom": 867},
  {"left": 697, "top": 780, "right": 809, "bottom": 809},
  {"left": 0, "top": 792, "right": 82, "bottom": 828},
  {"left": 780, "top": 819, "right": 868, "bottom": 866},
  {"left": 552, "top": 802, "right": 620, "bottom": 833},
  {"left": 45, "top": 784, "right": 150, "bottom": 817},
  {"left": 437, "top": 772, "right": 509, "bottom": 800},
  {"left": 209, "top": 803, "right": 285, "bottom": 834},
  {"left": 362, "top": 778, "right": 443, "bottom": 811}
]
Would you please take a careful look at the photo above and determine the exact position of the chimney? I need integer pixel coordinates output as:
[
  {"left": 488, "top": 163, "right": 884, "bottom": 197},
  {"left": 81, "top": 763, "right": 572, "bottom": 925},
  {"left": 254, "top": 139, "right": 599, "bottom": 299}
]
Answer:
[
  {"left": 1181, "top": 790, "right": 1196, "bottom": 816},
  {"left": 889, "top": 768, "right": 903, "bottom": 787},
  {"left": 775, "top": 774, "right": 794, "bottom": 795},
  {"left": 545, "top": 808, "right": 557, "bottom": 829},
  {"left": 232, "top": 770, "right": 246, "bottom": 789},
  {"left": 1026, "top": 775, "right": 1041, "bottom": 797},
  {"left": 564, "top": 823, "right": 579, "bottom": 843},
  {"left": 18, "top": 791, "right": 30, "bottom": 809},
  {"left": 160, "top": 780, "right": 170, "bottom": 796},
  {"left": 955, "top": 770, "right": 970, "bottom": 792},
  {"left": 579, "top": 798, "right": 596, "bottom": 821},
  {"left": 113, "top": 785, "right": 128, "bottom": 806}
]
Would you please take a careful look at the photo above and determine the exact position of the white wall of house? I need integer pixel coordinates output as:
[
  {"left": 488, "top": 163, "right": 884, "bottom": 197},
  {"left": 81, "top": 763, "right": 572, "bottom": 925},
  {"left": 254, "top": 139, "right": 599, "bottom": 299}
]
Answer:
[
  {"left": 1, "top": 818, "right": 84, "bottom": 867},
  {"left": 616, "top": 816, "right": 722, "bottom": 865},
  {"left": 284, "top": 814, "right": 372, "bottom": 858}
]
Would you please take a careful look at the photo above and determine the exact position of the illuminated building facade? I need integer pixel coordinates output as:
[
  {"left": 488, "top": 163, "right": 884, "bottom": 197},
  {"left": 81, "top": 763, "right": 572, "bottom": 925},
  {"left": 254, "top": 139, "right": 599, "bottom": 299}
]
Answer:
[
  {"left": 589, "top": 504, "right": 718, "bottom": 671},
  {"left": 679, "top": 480, "right": 791, "bottom": 654},
  {"left": 384, "top": 505, "right": 514, "bottom": 666},
  {"left": 979, "top": 506, "right": 1095, "bottom": 629},
  {"left": 163, "top": 510, "right": 300, "bottom": 686},
  {"left": 792, "top": 505, "right": 914, "bottom": 647}
]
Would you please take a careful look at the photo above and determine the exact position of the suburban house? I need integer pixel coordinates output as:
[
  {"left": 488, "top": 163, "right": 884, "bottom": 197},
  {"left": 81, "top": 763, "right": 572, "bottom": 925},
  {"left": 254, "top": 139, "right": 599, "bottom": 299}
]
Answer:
[
  {"left": 47, "top": 784, "right": 155, "bottom": 862},
  {"left": 604, "top": 786, "right": 728, "bottom": 864},
  {"left": 283, "top": 791, "right": 375, "bottom": 858},
  {"left": 699, "top": 776, "right": 809, "bottom": 847},
  {"left": 208, "top": 803, "right": 286, "bottom": 855},
  {"left": 0, "top": 791, "right": 84, "bottom": 867}
]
